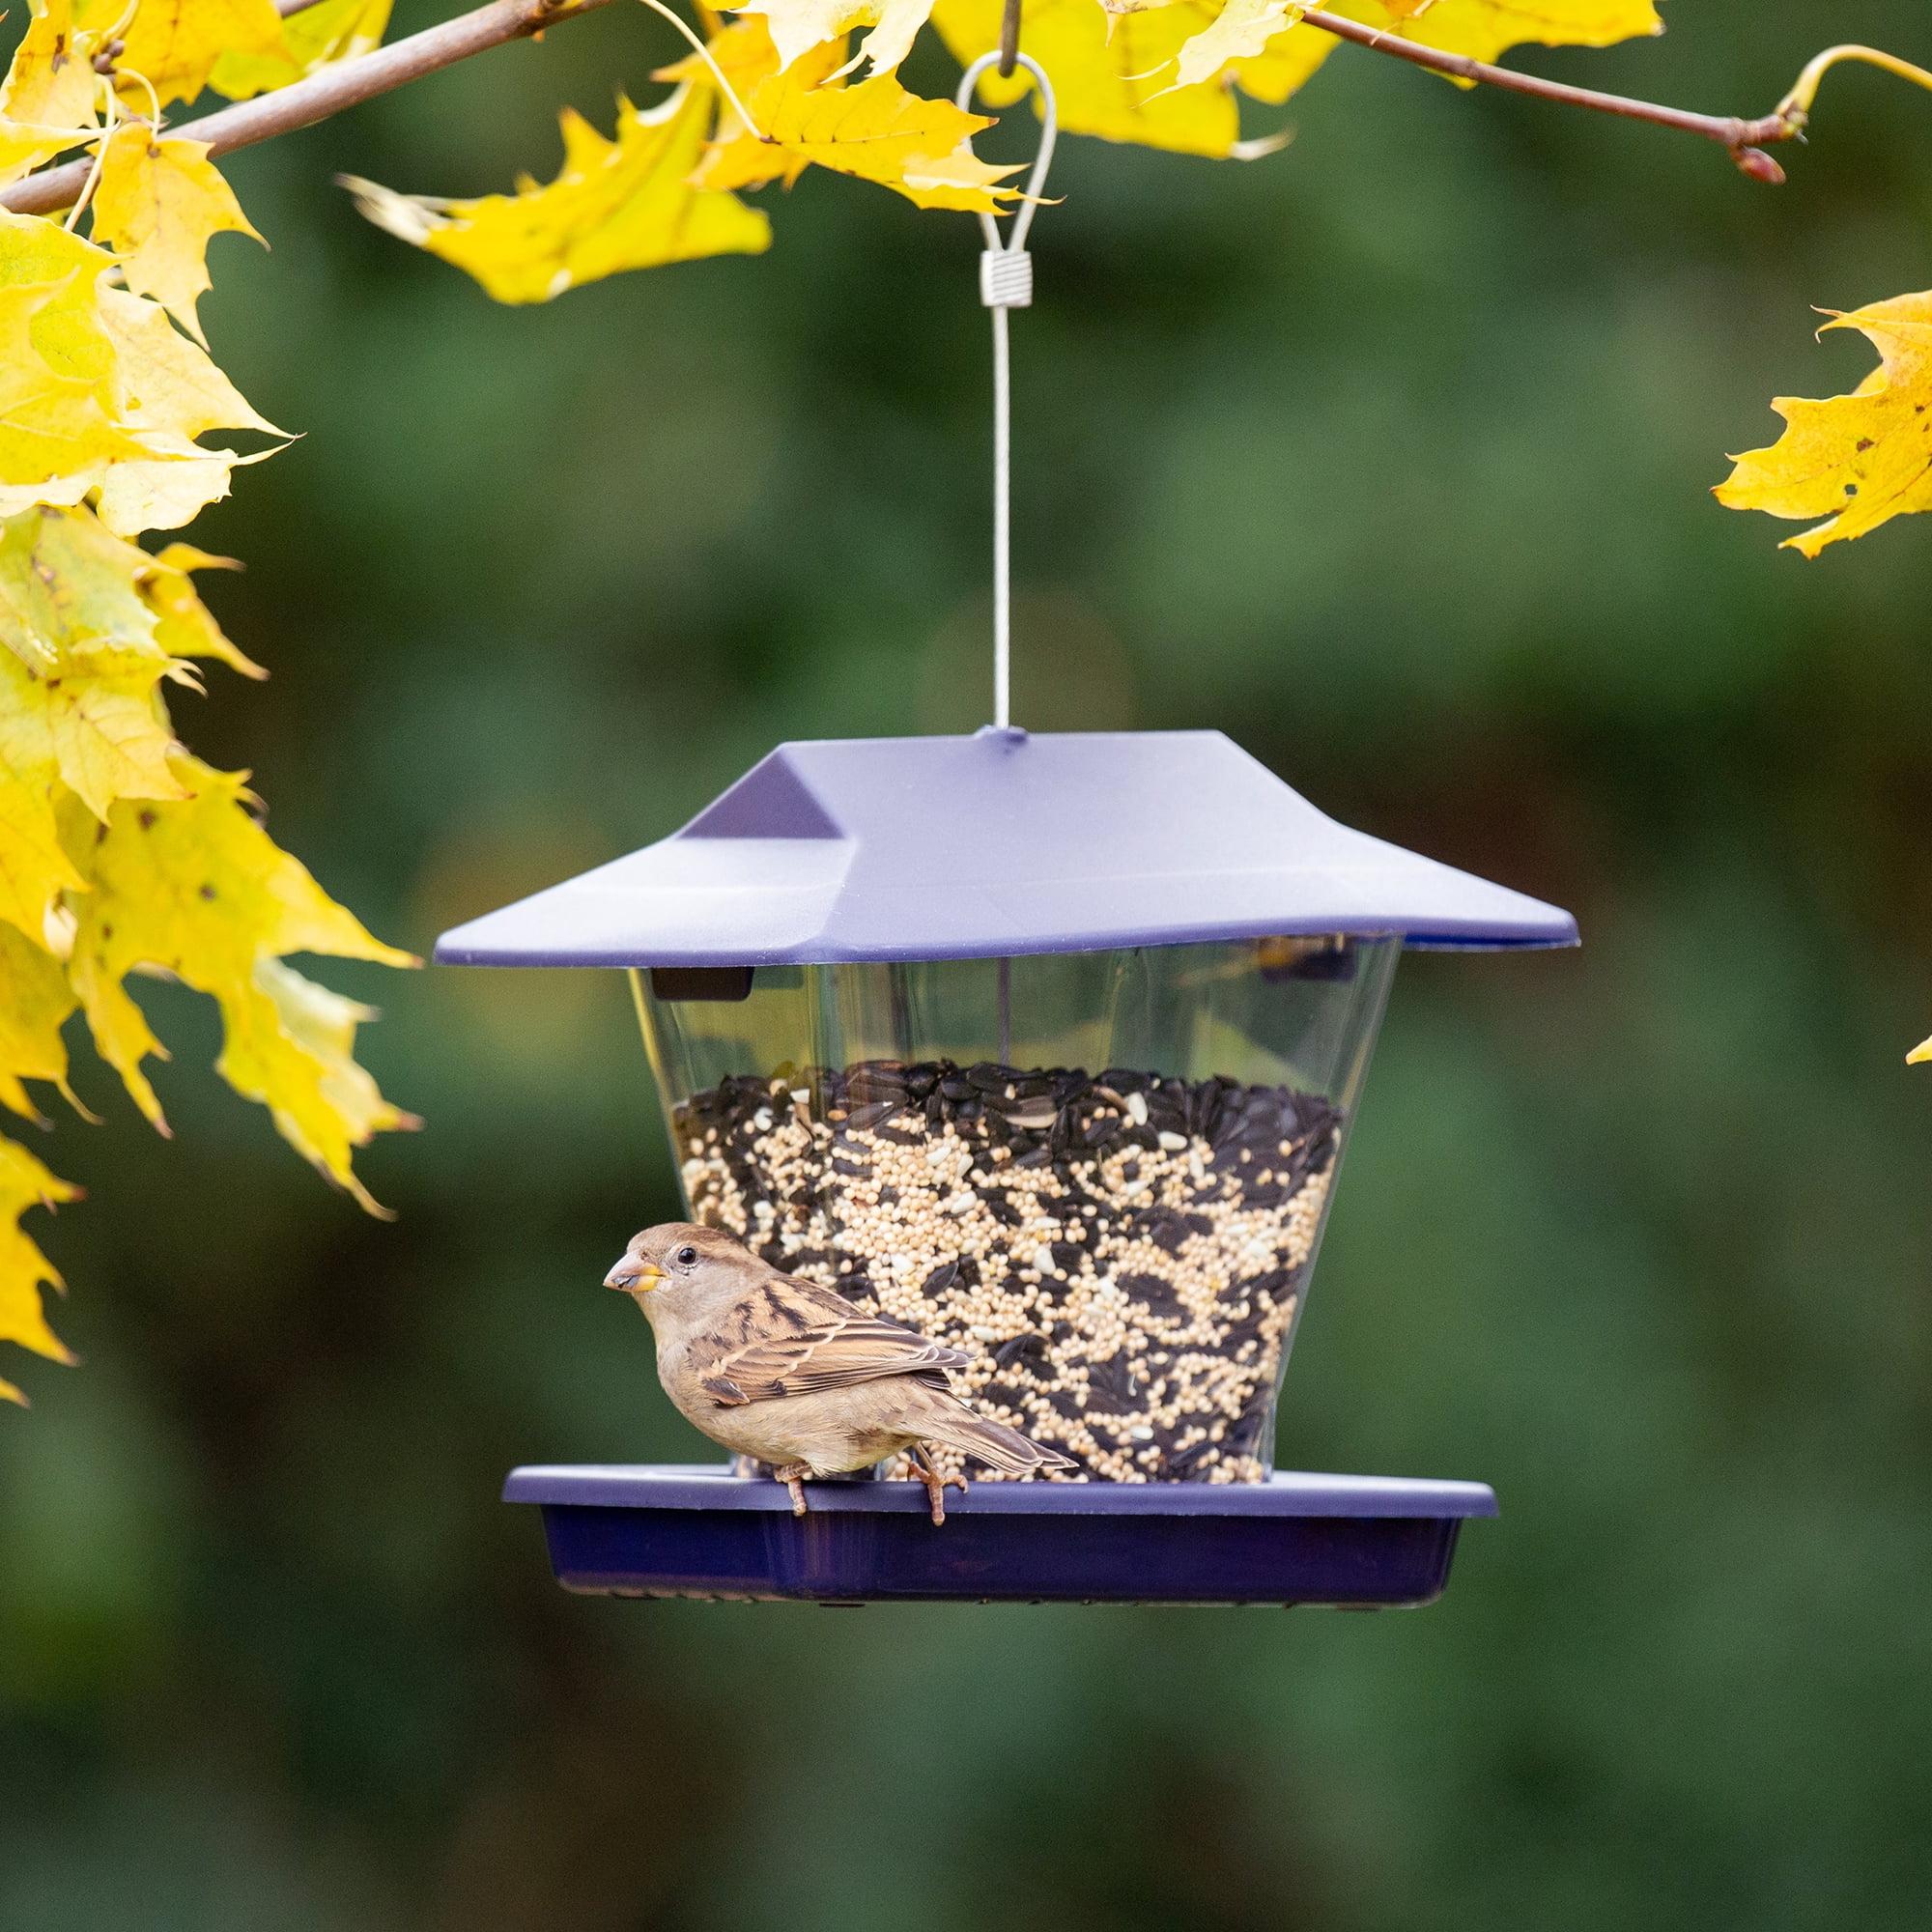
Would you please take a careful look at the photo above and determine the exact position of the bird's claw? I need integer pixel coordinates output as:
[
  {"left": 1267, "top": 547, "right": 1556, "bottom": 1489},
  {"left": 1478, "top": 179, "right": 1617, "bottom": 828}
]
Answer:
[
  {"left": 904, "top": 1453, "right": 969, "bottom": 1526},
  {"left": 772, "top": 1463, "right": 812, "bottom": 1517}
]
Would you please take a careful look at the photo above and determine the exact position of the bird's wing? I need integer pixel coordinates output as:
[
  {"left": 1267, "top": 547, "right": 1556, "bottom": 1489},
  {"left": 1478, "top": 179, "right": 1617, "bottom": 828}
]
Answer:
[{"left": 696, "top": 1276, "right": 970, "bottom": 1405}]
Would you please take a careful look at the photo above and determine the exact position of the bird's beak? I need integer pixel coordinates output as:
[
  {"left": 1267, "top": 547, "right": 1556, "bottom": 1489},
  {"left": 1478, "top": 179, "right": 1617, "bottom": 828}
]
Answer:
[{"left": 605, "top": 1254, "right": 664, "bottom": 1293}]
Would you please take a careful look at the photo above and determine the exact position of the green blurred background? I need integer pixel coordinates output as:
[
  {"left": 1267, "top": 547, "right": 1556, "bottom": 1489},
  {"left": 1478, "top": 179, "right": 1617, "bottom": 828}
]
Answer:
[{"left": 5, "top": 1, "right": 1932, "bottom": 1924}]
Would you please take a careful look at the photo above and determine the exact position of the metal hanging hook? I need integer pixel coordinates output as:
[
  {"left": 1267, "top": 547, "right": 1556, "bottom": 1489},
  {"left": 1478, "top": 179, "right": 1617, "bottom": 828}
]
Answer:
[
  {"left": 954, "top": 51, "right": 1058, "bottom": 260},
  {"left": 955, "top": 51, "right": 1057, "bottom": 733}
]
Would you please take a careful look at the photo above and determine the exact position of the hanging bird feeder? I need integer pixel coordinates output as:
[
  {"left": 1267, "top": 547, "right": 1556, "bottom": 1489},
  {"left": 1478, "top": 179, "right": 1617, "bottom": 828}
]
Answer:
[
  {"left": 439, "top": 55, "right": 1577, "bottom": 1606},
  {"left": 447, "top": 728, "right": 1572, "bottom": 1604}
]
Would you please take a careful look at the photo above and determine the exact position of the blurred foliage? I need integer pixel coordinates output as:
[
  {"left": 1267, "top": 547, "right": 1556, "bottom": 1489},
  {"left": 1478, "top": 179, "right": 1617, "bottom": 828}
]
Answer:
[{"left": 5, "top": 1, "right": 1932, "bottom": 1927}]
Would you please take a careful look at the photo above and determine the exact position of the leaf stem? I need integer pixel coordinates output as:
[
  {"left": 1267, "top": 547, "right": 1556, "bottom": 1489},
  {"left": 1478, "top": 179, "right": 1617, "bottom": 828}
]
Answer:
[
  {"left": 119, "top": 65, "right": 165, "bottom": 134},
  {"left": 62, "top": 86, "right": 117, "bottom": 231},
  {"left": 632, "top": 0, "right": 762, "bottom": 137},
  {"left": 1777, "top": 43, "right": 1932, "bottom": 124}
]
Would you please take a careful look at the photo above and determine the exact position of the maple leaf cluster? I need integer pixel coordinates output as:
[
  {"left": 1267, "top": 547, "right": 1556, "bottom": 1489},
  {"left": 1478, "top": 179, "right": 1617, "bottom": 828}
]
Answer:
[
  {"left": 352, "top": 0, "right": 1669, "bottom": 287},
  {"left": 0, "top": 0, "right": 413, "bottom": 1404}
]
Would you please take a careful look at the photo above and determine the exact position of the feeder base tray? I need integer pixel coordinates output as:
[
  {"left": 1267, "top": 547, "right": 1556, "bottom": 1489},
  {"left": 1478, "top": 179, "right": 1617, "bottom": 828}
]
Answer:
[{"left": 502, "top": 1463, "right": 1496, "bottom": 1606}]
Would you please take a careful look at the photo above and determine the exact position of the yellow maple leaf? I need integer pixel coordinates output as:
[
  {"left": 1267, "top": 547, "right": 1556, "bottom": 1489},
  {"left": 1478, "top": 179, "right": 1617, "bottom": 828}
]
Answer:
[
  {"left": 47, "top": 654, "right": 185, "bottom": 819},
  {"left": 655, "top": 14, "right": 787, "bottom": 90},
  {"left": 0, "top": 639, "right": 185, "bottom": 830},
  {"left": 0, "top": 282, "right": 148, "bottom": 520},
  {"left": 0, "top": 1133, "right": 80, "bottom": 1404},
  {"left": 92, "top": 444, "right": 263, "bottom": 535},
  {"left": 1166, "top": 0, "right": 1307, "bottom": 94},
  {"left": 0, "top": 500, "right": 171, "bottom": 669},
  {"left": 0, "top": 509, "right": 191, "bottom": 939},
  {"left": 91, "top": 128, "right": 265, "bottom": 346},
  {"left": 1226, "top": 0, "right": 1409, "bottom": 104},
  {"left": 59, "top": 755, "right": 416, "bottom": 1208},
  {"left": 0, "top": 214, "right": 282, "bottom": 536},
  {"left": 0, "top": 0, "right": 105, "bottom": 130},
  {"left": 1715, "top": 293, "right": 1932, "bottom": 557},
  {"left": 0, "top": 503, "right": 265, "bottom": 947},
  {"left": 699, "top": 68, "right": 1022, "bottom": 211},
  {"left": 0, "top": 117, "right": 96, "bottom": 187},
  {"left": 728, "top": 0, "right": 929, "bottom": 76},
  {"left": 344, "top": 84, "right": 769, "bottom": 304},
  {"left": 142, "top": 541, "right": 265, "bottom": 678},
  {"left": 0, "top": 668, "right": 86, "bottom": 942},
  {"left": 211, "top": 0, "right": 393, "bottom": 99},
  {"left": 98, "top": 284, "right": 283, "bottom": 444},
  {"left": 933, "top": 0, "right": 1244, "bottom": 156},
  {"left": 239, "top": 958, "right": 418, "bottom": 1206},
  {"left": 1371, "top": 0, "right": 1662, "bottom": 71},
  {"left": 0, "top": 920, "right": 78, "bottom": 1122},
  {"left": 654, "top": 16, "right": 848, "bottom": 138},
  {"left": 954, "top": 0, "right": 1663, "bottom": 141},
  {"left": 117, "top": 0, "right": 287, "bottom": 108}
]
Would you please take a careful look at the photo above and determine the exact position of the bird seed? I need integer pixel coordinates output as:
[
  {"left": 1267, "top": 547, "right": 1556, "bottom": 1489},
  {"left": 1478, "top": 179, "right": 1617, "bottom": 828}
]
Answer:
[{"left": 671, "top": 1061, "right": 1342, "bottom": 1484}]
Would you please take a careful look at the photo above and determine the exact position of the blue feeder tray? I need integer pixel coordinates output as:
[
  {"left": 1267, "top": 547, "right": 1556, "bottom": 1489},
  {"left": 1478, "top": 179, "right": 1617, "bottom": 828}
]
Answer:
[{"left": 503, "top": 1464, "right": 1497, "bottom": 1606}]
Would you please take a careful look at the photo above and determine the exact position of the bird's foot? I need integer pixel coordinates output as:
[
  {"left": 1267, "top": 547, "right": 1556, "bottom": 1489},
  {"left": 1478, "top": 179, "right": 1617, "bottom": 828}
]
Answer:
[
  {"left": 906, "top": 1448, "right": 969, "bottom": 1526},
  {"left": 771, "top": 1463, "right": 812, "bottom": 1518}
]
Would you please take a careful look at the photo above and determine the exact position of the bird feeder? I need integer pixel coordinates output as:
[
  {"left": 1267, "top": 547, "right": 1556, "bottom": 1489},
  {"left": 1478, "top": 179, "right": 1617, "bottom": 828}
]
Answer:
[
  {"left": 440, "top": 725, "right": 1576, "bottom": 1605},
  {"left": 441, "top": 51, "right": 1575, "bottom": 1605}
]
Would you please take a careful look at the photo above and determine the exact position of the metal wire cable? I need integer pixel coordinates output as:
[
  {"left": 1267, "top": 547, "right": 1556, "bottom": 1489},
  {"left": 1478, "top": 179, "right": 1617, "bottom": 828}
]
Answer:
[{"left": 954, "top": 51, "right": 1058, "bottom": 732}]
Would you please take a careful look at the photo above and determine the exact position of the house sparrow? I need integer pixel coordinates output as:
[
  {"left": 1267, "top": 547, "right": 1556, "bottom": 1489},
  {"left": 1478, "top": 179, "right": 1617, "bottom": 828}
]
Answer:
[{"left": 605, "top": 1221, "right": 1075, "bottom": 1523}]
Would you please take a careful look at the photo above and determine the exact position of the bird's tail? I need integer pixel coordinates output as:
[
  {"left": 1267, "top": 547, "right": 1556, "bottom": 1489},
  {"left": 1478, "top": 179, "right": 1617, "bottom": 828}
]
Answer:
[{"left": 917, "top": 1391, "right": 1078, "bottom": 1476}]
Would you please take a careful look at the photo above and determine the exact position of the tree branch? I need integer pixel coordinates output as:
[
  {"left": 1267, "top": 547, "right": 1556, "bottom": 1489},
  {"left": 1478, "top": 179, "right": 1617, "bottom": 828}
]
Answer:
[
  {"left": 0, "top": 0, "right": 1920, "bottom": 222},
  {"left": 1297, "top": 6, "right": 1796, "bottom": 174},
  {"left": 0, "top": 0, "right": 618, "bottom": 216}
]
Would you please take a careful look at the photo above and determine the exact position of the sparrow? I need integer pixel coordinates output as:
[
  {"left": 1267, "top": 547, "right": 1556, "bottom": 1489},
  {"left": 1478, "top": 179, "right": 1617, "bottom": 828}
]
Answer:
[{"left": 605, "top": 1221, "right": 1075, "bottom": 1523}]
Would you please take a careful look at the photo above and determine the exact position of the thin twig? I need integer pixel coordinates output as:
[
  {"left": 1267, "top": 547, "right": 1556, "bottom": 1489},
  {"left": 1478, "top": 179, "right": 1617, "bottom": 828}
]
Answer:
[
  {"left": 1297, "top": 6, "right": 1795, "bottom": 162},
  {"left": 1, "top": 0, "right": 618, "bottom": 216}
]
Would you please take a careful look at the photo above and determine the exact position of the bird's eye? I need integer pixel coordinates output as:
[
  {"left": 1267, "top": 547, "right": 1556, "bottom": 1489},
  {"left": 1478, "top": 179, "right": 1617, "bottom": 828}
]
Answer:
[{"left": 675, "top": 1245, "right": 697, "bottom": 1267}]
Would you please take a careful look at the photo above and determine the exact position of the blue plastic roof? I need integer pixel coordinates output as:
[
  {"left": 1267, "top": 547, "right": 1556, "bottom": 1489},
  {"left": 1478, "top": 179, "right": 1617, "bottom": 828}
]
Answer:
[{"left": 434, "top": 728, "right": 1577, "bottom": 967}]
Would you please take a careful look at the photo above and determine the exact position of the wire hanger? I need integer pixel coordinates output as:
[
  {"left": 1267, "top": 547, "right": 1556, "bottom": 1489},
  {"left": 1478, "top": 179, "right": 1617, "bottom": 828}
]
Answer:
[{"left": 954, "top": 43, "right": 1058, "bottom": 732}]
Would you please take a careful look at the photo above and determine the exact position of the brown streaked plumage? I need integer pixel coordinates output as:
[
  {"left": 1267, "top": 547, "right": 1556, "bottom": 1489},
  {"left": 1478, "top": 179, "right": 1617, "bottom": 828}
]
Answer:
[{"left": 605, "top": 1221, "right": 1075, "bottom": 1522}]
